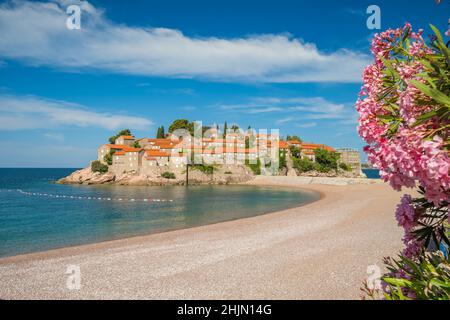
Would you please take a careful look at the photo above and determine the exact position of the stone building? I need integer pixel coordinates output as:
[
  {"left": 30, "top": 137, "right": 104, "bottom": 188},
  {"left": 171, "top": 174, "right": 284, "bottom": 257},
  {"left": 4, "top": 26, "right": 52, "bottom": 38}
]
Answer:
[{"left": 336, "top": 148, "right": 362, "bottom": 174}]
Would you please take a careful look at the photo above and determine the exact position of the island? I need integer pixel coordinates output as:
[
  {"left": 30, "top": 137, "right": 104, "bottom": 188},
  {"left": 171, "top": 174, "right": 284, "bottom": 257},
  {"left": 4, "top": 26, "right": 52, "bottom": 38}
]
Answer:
[{"left": 58, "top": 120, "right": 366, "bottom": 186}]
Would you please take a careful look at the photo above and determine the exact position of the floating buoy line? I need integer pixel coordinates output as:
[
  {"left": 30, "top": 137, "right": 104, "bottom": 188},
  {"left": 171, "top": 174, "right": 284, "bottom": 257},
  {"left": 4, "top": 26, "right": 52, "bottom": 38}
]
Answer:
[{"left": 2, "top": 189, "right": 174, "bottom": 203}]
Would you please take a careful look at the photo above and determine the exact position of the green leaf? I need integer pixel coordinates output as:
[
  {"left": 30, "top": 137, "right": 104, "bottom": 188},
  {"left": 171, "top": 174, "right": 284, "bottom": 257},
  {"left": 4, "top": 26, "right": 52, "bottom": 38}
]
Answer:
[
  {"left": 383, "top": 277, "right": 412, "bottom": 287},
  {"left": 430, "top": 24, "right": 444, "bottom": 46},
  {"left": 410, "top": 80, "right": 450, "bottom": 107},
  {"left": 380, "top": 57, "right": 401, "bottom": 80}
]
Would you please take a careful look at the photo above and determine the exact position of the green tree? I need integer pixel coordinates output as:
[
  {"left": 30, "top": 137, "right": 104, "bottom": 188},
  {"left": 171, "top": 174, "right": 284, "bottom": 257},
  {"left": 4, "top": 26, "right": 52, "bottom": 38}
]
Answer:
[
  {"left": 314, "top": 148, "right": 339, "bottom": 171},
  {"left": 168, "top": 119, "right": 193, "bottom": 135},
  {"left": 289, "top": 145, "right": 301, "bottom": 159},
  {"left": 223, "top": 121, "right": 228, "bottom": 137},
  {"left": 91, "top": 160, "right": 108, "bottom": 173},
  {"left": 103, "top": 149, "right": 116, "bottom": 165},
  {"left": 293, "top": 157, "right": 314, "bottom": 172},
  {"left": 133, "top": 141, "right": 141, "bottom": 148},
  {"left": 202, "top": 125, "right": 211, "bottom": 135},
  {"left": 108, "top": 129, "right": 131, "bottom": 144},
  {"left": 156, "top": 126, "right": 166, "bottom": 138},
  {"left": 286, "top": 135, "right": 302, "bottom": 142}
]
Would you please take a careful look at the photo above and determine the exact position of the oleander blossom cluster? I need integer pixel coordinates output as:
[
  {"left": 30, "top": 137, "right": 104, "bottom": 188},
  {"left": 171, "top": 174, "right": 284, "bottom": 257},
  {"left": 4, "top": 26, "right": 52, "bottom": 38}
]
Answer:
[
  {"left": 356, "top": 23, "right": 450, "bottom": 207},
  {"left": 359, "top": 23, "right": 450, "bottom": 300},
  {"left": 395, "top": 195, "right": 424, "bottom": 259}
]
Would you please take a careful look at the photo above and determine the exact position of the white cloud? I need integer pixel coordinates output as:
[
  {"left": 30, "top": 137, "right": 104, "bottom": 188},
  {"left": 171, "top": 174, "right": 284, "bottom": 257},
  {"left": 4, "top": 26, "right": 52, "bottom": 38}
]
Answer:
[
  {"left": 221, "top": 96, "right": 354, "bottom": 121},
  {"left": 246, "top": 107, "right": 283, "bottom": 114},
  {"left": 276, "top": 116, "right": 296, "bottom": 125},
  {"left": 0, "top": 94, "right": 153, "bottom": 131},
  {"left": 295, "top": 122, "right": 317, "bottom": 128},
  {"left": 43, "top": 132, "right": 65, "bottom": 142},
  {"left": 0, "top": 0, "right": 370, "bottom": 83}
]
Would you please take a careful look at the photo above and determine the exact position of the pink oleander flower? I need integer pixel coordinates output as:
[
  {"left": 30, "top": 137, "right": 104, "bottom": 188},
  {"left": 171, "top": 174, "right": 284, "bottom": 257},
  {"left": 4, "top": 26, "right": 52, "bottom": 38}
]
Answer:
[
  {"left": 395, "top": 195, "right": 416, "bottom": 231},
  {"left": 357, "top": 23, "right": 450, "bottom": 206},
  {"left": 361, "top": 23, "right": 450, "bottom": 300}
]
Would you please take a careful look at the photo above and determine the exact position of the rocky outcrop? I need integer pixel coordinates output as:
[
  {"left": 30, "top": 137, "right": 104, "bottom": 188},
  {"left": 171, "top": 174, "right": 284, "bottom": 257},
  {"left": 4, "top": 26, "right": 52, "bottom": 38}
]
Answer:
[
  {"left": 58, "top": 167, "right": 116, "bottom": 185},
  {"left": 57, "top": 165, "right": 255, "bottom": 186}
]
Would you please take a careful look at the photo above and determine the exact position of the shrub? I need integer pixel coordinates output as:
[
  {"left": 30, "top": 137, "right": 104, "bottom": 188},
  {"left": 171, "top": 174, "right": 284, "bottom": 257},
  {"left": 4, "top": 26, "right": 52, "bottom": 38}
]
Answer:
[
  {"left": 245, "top": 159, "right": 261, "bottom": 175},
  {"left": 357, "top": 24, "right": 450, "bottom": 299},
  {"left": 103, "top": 149, "right": 116, "bottom": 165},
  {"left": 286, "top": 135, "right": 302, "bottom": 143},
  {"left": 289, "top": 145, "right": 301, "bottom": 159},
  {"left": 314, "top": 162, "right": 329, "bottom": 173},
  {"left": 161, "top": 172, "right": 176, "bottom": 179},
  {"left": 191, "top": 164, "right": 214, "bottom": 175},
  {"left": 91, "top": 160, "right": 108, "bottom": 173},
  {"left": 339, "top": 162, "right": 352, "bottom": 172},
  {"left": 363, "top": 251, "right": 450, "bottom": 300},
  {"left": 314, "top": 148, "right": 339, "bottom": 171},
  {"left": 224, "top": 171, "right": 232, "bottom": 174},
  {"left": 279, "top": 150, "right": 287, "bottom": 169},
  {"left": 108, "top": 129, "right": 131, "bottom": 144},
  {"left": 293, "top": 157, "right": 314, "bottom": 172}
]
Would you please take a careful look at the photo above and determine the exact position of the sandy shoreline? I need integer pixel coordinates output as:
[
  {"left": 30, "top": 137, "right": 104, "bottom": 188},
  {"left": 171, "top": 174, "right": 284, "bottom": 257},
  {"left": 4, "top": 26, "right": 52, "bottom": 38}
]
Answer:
[{"left": 0, "top": 177, "right": 407, "bottom": 299}]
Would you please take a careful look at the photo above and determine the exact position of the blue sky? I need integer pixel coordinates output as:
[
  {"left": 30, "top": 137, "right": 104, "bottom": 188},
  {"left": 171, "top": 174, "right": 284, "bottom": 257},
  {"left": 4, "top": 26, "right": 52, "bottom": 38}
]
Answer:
[{"left": 0, "top": 0, "right": 448, "bottom": 167}]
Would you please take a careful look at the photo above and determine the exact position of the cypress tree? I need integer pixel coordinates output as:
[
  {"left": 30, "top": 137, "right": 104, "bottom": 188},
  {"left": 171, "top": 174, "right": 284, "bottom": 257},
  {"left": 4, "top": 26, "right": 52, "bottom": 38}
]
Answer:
[{"left": 223, "top": 121, "right": 228, "bottom": 137}]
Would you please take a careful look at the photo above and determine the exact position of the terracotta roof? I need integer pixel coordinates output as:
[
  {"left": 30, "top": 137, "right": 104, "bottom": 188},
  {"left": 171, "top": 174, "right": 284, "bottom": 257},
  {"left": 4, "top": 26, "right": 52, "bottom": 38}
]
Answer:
[
  {"left": 302, "top": 143, "right": 335, "bottom": 152},
  {"left": 106, "top": 144, "right": 143, "bottom": 154},
  {"left": 119, "top": 135, "right": 135, "bottom": 140},
  {"left": 288, "top": 140, "right": 302, "bottom": 145},
  {"left": 148, "top": 138, "right": 174, "bottom": 143},
  {"left": 106, "top": 144, "right": 142, "bottom": 152},
  {"left": 278, "top": 141, "right": 289, "bottom": 149},
  {"left": 114, "top": 151, "right": 125, "bottom": 156},
  {"left": 106, "top": 144, "right": 125, "bottom": 149},
  {"left": 145, "top": 150, "right": 170, "bottom": 157},
  {"left": 157, "top": 144, "right": 178, "bottom": 149}
]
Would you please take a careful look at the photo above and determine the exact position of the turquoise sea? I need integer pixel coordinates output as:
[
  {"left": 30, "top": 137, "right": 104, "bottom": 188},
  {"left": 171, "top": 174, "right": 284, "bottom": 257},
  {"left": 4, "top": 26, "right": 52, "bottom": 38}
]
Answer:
[
  {"left": 362, "top": 168, "right": 381, "bottom": 179},
  {"left": 0, "top": 168, "right": 319, "bottom": 258}
]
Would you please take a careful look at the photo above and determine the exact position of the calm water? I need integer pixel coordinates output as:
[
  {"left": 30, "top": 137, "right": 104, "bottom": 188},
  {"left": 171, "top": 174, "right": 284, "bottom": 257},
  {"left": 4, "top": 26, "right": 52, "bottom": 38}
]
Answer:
[
  {"left": 0, "top": 168, "right": 319, "bottom": 257},
  {"left": 362, "top": 168, "right": 381, "bottom": 179}
]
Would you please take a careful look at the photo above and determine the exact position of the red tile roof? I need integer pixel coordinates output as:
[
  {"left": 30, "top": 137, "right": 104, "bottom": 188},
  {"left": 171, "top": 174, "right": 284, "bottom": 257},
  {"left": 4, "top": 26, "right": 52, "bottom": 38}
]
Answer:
[
  {"left": 145, "top": 150, "right": 170, "bottom": 157},
  {"left": 106, "top": 144, "right": 142, "bottom": 152},
  {"left": 119, "top": 135, "right": 135, "bottom": 140},
  {"left": 278, "top": 141, "right": 289, "bottom": 149},
  {"left": 302, "top": 143, "right": 335, "bottom": 152}
]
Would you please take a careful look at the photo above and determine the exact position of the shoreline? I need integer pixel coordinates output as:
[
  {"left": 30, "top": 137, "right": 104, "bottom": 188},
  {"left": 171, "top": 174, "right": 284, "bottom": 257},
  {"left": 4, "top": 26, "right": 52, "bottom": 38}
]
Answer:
[
  {"left": 0, "top": 184, "right": 322, "bottom": 263},
  {"left": 0, "top": 177, "right": 406, "bottom": 299}
]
